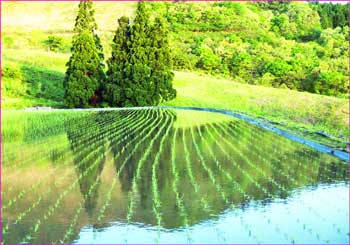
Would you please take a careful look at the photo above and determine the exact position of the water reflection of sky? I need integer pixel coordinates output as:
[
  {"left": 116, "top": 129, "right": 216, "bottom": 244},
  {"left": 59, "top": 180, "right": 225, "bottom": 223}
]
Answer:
[{"left": 76, "top": 183, "right": 349, "bottom": 244}]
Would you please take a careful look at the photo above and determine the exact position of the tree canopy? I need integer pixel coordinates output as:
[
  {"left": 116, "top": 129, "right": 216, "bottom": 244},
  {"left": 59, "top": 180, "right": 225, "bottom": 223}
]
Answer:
[
  {"left": 64, "top": 0, "right": 105, "bottom": 108},
  {"left": 104, "top": 2, "right": 176, "bottom": 107},
  {"left": 148, "top": 1, "right": 348, "bottom": 97}
]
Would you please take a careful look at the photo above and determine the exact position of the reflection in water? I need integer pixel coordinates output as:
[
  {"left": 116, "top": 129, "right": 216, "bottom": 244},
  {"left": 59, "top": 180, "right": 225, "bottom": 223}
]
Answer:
[
  {"left": 2, "top": 109, "right": 349, "bottom": 244},
  {"left": 76, "top": 183, "right": 349, "bottom": 244}
]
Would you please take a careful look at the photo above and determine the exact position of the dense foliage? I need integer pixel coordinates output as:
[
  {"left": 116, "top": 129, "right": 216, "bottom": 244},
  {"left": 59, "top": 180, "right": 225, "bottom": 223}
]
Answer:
[
  {"left": 64, "top": 1, "right": 105, "bottom": 108},
  {"left": 148, "top": 2, "right": 348, "bottom": 97},
  {"left": 104, "top": 2, "right": 176, "bottom": 107},
  {"left": 311, "top": 2, "right": 348, "bottom": 29}
]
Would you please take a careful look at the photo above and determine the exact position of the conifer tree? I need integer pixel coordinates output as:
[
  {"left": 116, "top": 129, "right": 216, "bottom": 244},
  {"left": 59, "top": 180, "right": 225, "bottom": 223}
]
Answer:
[
  {"left": 105, "top": 1, "right": 176, "bottom": 107},
  {"left": 127, "top": 1, "right": 153, "bottom": 106},
  {"left": 64, "top": 0, "right": 105, "bottom": 108},
  {"left": 73, "top": 1, "right": 104, "bottom": 64},
  {"left": 64, "top": 31, "right": 102, "bottom": 108},
  {"left": 104, "top": 16, "right": 131, "bottom": 106},
  {"left": 148, "top": 17, "right": 176, "bottom": 104}
]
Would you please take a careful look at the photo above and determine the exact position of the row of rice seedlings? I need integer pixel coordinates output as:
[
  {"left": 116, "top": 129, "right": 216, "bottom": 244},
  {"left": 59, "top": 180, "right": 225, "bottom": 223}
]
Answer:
[
  {"left": 2, "top": 196, "right": 44, "bottom": 236},
  {"left": 215, "top": 122, "right": 306, "bottom": 243},
  {"left": 225, "top": 122, "right": 347, "bottom": 227},
  {"left": 57, "top": 180, "right": 100, "bottom": 244},
  {"left": 206, "top": 123, "right": 271, "bottom": 198},
  {"left": 9, "top": 110, "right": 151, "bottom": 242},
  {"left": 181, "top": 124, "right": 216, "bottom": 220},
  {"left": 178, "top": 116, "right": 228, "bottom": 243},
  {"left": 2, "top": 111, "right": 93, "bottom": 165},
  {"left": 96, "top": 109, "right": 163, "bottom": 222},
  {"left": 230, "top": 121, "right": 337, "bottom": 183},
  {"left": 3, "top": 111, "right": 137, "bottom": 199},
  {"left": 214, "top": 122, "right": 332, "bottom": 243},
  {"left": 3, "top": 110, "right": 148, "bottom": 240},
  {"left": 19, "top": 143, "right": 109, "bottom": 244},
  {"left": 195, "top": 124, "right": 259, "bottom": 243},
  {"left": 54, "top": 158, "right": 113, "bottom": 244},
  {"left": 95, "top": 108, "right": 158, "bottom": 222},
  {"left": 170, "top": 126, "right": 192, "bottom": 243},
  {"left": 191, "top": 132, "right": 240, "bottom": 243},
  {"left": 2, "top": 110, "right": 140, "bottom": 211},
  {"left": 196, "top": 124, "right": 250, "bottom": 201},
  {"left": 218, "top": 123, "right": 292, "bottom": 192},
  {"left": 198, "top": 125, "right": 261, "bottom": 243},
  {"left": 124, "top": 111, "right": 172, "bottom": 243},
  {"left": 151, "top": 113, "right": 175, "bottom": 244},
  {"left": 189, "top": 125, "right": 229, "bottom": 204},
  {"left": 3, "top": 110, "right": 134, "bottom": 177},
  {"left": 182, "top": 126, "right": 200, "bottom": 193}
]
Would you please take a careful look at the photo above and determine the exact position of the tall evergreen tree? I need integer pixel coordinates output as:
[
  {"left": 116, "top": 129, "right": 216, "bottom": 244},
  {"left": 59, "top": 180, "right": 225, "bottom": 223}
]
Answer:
[
  {"left": 73, "top": 0, "right": 104, "bottom": 64},
  {"left": 126, "top": 1, "right": 153, "bottom": 106},
  {"left": 64, "top": 31, "right": 103, "bottom": 108},
  {"left": 148, "top": 17, "right": 176, "bottom": 104},
  {"left": 105, "top": 1, "right": 176, "bottom": 107},
  {"left": 104, "top": 16, "right": 131, "bottom": 106},
  {"left": 64, "top": 0, "right": 105, "bottom": 108}
]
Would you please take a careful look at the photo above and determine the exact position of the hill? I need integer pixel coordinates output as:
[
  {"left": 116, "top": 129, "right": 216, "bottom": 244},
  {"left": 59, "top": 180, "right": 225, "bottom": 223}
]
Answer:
[{"left": 1, "top": 1, "right": 349, "bottom": 149}]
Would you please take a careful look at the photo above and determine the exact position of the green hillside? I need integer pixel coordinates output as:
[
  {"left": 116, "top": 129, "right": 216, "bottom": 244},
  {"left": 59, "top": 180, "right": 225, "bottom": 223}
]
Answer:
[{"left": 1, "top": 1, "right": 348, "bottom": 149}]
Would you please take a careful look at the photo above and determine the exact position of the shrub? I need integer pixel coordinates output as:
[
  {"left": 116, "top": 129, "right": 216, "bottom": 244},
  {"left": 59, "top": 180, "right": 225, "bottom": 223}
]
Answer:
[{"left": 44, "top": 35, "right": 64, "bottom": 52}]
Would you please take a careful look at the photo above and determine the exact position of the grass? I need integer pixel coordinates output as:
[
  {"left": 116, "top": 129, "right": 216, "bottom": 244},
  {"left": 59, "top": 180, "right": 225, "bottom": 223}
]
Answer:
[
  {"left": 163, "top": 71, "right": 349, "bottom": 150},
  {"left": 2, "top": 50, "right": 67, "bottom": 108},
  {"left": 1, "top": 1, "right": 348, "bottom": 150},
  {"left": 2, "top": 2, "right": 136, "bottom": 33},
  {"left": 2, "top": 48, "right": 348, "bottom": 149}
]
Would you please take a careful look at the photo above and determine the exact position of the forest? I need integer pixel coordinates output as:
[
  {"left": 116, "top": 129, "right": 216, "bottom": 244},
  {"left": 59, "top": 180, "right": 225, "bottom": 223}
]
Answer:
[{"left": 148, "top": 1, "right": 348, "bottom": 97}]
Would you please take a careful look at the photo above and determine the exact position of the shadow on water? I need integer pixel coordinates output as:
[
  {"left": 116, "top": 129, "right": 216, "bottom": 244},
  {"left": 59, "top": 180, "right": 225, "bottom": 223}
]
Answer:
[{"left": 2, "top": 109, "right": 348, "bottom": 244}]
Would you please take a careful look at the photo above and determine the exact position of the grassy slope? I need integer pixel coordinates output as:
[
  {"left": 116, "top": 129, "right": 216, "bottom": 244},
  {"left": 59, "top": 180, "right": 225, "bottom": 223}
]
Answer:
[
  {"left": 2, "top": 2, "right": 349, "bottom": 150},
  {"left": 2, "top": 2, "right": 136, "bottom": 32},
  {"left": 165, "top": 71, "right": 349, "bottom": 149}
]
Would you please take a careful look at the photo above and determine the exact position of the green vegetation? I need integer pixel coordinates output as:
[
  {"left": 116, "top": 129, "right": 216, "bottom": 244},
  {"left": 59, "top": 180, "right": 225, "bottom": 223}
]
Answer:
[
  {"left": 64, "top": 1, "right": 105, "bottom": 108},
  {"left": 163, "top": 72, "right": 349, "bottom": 150},
  {"left": 157, "top": 2, "right": 348, "bottom": 97},
  {"left": 2, "top": 109, "right": 348, "bottom": 243},
  {"left": 311, "top": 2, "right": 348, "bottom": 29},
  {"left": 105, "top": 2, "right": 176, "bottom": 107},
  {"left": 1, "top": 2, "right": 348, "bottom": 148},
  {"left": 43, "top": 36, "right": 64, "bottom": 52}
]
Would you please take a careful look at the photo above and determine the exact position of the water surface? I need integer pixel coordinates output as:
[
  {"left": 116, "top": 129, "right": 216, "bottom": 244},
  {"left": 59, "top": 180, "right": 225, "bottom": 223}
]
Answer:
[{"left": 2, "top": 109, "right": 348, "bottom": 244}]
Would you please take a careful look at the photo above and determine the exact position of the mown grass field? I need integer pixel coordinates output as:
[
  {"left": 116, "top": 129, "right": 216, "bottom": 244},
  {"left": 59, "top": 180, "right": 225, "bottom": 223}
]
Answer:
[{"left": 2, "top": 2, "right": 349, "bottom": 150}]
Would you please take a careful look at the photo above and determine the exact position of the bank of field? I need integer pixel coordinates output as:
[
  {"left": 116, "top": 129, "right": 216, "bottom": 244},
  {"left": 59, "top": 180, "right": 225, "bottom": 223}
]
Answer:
[{"left": 164, "top": 71, "right": 349, "bottom": 149}]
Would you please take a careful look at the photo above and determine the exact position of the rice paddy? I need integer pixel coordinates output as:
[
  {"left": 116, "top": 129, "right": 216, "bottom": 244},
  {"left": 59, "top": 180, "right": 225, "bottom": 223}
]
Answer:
[{"left": 2, "top": 108, "right": 349, "bottom": 244}]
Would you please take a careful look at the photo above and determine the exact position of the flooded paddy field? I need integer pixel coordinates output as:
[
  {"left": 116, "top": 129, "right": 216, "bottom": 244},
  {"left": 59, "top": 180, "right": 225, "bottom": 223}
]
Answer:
[{"left": 2, "top": 109, "right": 348, "bottom": 244}]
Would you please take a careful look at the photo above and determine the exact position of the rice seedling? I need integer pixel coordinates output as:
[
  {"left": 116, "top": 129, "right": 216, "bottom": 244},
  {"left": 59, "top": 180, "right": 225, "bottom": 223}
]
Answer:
[{"left": 2, "top": 108, "right": 347, "bottom": 244}]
